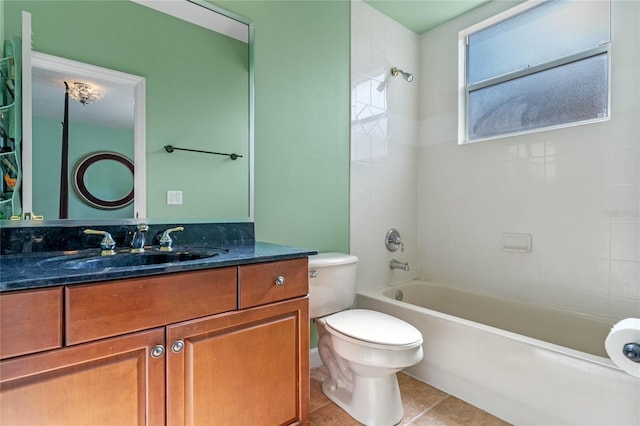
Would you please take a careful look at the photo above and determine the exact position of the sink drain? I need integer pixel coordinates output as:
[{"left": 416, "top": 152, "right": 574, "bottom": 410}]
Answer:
[{"left": 394, "top": 289, "right": 404, "bottom": 301}]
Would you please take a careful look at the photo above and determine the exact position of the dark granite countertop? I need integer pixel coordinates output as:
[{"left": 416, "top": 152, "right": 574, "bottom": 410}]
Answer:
[
  {"left": 0, "top": 221, "right": 317, "bottom": 292},
  {"left": 0, "top": 241, "right": 316, "bottom": 292}
]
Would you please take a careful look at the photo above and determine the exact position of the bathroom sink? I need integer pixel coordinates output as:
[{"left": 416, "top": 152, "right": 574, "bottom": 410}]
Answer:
[{"left": 38, "top": 248, "right": 227, "bottom": 271}]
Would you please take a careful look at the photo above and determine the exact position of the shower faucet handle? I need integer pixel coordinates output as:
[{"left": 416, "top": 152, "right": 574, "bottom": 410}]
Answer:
[{"left": 385, "top": 229, "right": 404, "bottom": 252}]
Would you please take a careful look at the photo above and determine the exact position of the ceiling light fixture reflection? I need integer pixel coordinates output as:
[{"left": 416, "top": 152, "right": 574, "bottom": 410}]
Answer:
[{"left": 68, "top": 81, "right": 105, "bottom": 106}]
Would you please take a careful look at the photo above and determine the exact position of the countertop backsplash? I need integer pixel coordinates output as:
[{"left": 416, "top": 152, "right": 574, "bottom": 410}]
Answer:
[{"left": 0, "top": 221, "right": 255, "bottom": 255}]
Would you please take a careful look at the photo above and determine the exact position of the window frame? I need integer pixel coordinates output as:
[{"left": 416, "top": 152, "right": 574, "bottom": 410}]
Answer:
[{"left": 457, "top": 0, "right": 611, "bottom": 144}]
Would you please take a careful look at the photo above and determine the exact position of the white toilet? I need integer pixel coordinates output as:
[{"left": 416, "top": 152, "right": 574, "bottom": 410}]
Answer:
[{"left": 309, "top": 253, "right": 423, "bottom": 426}]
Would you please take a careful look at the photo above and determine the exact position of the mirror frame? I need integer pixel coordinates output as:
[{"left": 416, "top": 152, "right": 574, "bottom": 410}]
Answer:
[{"left": 12, "top": 0, "right": 254, "bottom": 225}]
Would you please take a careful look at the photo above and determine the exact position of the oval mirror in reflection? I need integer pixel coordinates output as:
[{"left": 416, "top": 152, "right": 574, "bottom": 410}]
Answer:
[{"left": 72, "top": 152, "right": 134, "bottom": 210}]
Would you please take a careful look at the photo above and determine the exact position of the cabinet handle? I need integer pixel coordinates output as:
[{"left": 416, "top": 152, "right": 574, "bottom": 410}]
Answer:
[
  {"left": 151, "top": 345, "right": 165, "bottom": 358},
  {"left": 274, "top": 276, "right": 285, "bottom": 287},
  {"left": 172, "top": 340, "right": 185, "bottom": 353}
]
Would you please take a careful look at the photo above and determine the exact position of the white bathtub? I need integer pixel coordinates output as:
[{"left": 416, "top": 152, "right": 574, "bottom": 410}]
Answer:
[{"left": 357, "top": 280, "right": 640, "bottom": 426}]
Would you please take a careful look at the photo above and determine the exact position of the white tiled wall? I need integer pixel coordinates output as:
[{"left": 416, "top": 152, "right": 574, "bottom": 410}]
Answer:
[
  {"left": 351, "top": 0, "right": 639, "bottom": 321},
  {"left": 350, "top": 0, "right": 419, "bottom": 292},
  {"left": 416, "top": 0, "right": 640, "bottom": 320}
]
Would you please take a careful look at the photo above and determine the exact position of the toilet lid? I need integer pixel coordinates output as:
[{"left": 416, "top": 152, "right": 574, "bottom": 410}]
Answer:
[{"left": 325, "top": 309, "right": 422, "bottom": 346}]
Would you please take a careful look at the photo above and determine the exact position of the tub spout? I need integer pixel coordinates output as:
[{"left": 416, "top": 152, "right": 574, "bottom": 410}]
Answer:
[{"left": 390, "top": 259, "right": 409, "bottom": 271}]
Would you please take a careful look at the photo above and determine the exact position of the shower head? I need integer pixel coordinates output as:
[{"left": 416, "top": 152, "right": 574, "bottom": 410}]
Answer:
[{"left": 391, "top": 67, "right": 414, "bottom": 82}]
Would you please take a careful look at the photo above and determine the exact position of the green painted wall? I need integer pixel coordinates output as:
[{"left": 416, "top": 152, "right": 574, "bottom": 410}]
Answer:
[
  {"left": 209, "top": 0, "right": 351, "bottom": 252},
  {"left": 213, "top": 1, "right": 351, "bottom": 349}
]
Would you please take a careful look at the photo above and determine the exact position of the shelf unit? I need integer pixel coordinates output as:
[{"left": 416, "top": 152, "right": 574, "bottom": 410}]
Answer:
[{"left": 1, "top": 38, "right": 22, "bottom": 219}]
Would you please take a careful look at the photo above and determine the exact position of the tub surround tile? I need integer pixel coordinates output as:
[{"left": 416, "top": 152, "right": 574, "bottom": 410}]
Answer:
[
  {"left": 406, "top": 0, "right": 640, "bottom": 321},
  {"left": 610, "top": 295, "right": 640, "bottom": 318},
  {"left": 610, "top": 260, "right": 640, "bottom": 299},
  {"left": 611, "top": 223, "right": 640, "bottom": 261},
  {"left": 350, "top": 0, "right": 419, "bottom": 292}
]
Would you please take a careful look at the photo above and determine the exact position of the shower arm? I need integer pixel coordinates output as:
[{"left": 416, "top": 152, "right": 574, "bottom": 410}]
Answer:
[{"left": 390, "top": 67, "right": 414, "bottom": 82}]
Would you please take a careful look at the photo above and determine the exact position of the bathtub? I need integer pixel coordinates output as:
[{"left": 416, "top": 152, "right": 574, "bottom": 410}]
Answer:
[{"left": 357, "top": 280, "right": 640, "bottom": 426}]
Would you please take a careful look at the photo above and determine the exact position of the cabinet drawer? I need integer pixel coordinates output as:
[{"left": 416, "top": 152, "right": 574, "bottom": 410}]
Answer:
[
  {"left": 0, "top": 287, "right": 63, "bottom": 360},
  {"left": 238, "top": 258, "right": 308, "bottom": 309},
  {"left": 65, "top": 267, "right": 237, "bottom": 345}
]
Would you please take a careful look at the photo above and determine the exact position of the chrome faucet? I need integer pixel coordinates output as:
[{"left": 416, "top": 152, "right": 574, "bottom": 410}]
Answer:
[
  {"left": 159, "top": 226, "right": 184, "bottom": 251},
  {"left": 130, "top": 224, "right": 149, "bottom": 253},
  {"left": 389, "top": 259, "right": 409, "bottom": 271},
  {"left": 84, "top": 229, "right": 116, "bottom": 256}
]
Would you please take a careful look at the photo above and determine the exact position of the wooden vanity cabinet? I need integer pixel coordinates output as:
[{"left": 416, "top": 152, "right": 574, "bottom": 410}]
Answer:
[
  {"left": 0, "top": 287, "right": 63, "bottom": 359},
  {"left": 167, "top": 258, "right": 310, "bottom": 426},
  {"left": 65, "top": 267, "right": 238, "bottom": 345},
  {"left": 239, "top": 257, "right": 309, "bottom": 308},
  {"left": 0, "top": 328, "right": 166, "bottom": 426},
  {"left": 0, "top": 258, "right": 310, "bottom": 426},
  {"left": 167, "top": 297, "right": 309, "bottom": 426}
]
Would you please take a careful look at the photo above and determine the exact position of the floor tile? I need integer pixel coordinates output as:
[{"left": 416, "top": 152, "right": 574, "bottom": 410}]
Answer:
[
  {"left": 409, "top": 395, "right": 510, "bottom": 426},
  {"left": 310, "top": 402, "right": 363, "bottom": 426},
  {"left": 310, "top": 373, "right": 331, "bottom": 412},
  {"left": 310, "top": 367, "right": 510, "bottom": 426},
  {"left": 396, "top": 373, "right": 448, "bottom": 424}
]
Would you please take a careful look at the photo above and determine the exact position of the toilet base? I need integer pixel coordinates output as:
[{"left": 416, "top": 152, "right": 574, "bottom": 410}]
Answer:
[{"left": 322, "top": 372, "right": 403, "bottom": 426}]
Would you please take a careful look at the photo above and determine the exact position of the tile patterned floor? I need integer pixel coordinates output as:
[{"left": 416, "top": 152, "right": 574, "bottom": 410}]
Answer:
[{"left": 310, "top": 367, "right": 511, "bottom": 426}]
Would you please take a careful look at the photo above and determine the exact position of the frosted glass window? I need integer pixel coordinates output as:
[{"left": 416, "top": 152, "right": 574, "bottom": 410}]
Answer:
[
  {"left": 468, "top": 0, "right": 610, "bottom": 85},
  {"left": 469, "top": 53, "right": 608, "bottom": 140},
  {"left": 460, "top": 0, "right": 611, "bottom": 143}
]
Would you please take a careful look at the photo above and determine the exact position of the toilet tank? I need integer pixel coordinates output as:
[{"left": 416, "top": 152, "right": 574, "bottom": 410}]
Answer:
[{"left": 308, "top": 252, "right": 358, "bottom": 318}]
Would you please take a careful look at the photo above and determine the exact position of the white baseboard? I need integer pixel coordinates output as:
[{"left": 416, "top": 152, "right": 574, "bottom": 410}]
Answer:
[{"left": 309, "top": 347, "right": 322, "bottom": 368}]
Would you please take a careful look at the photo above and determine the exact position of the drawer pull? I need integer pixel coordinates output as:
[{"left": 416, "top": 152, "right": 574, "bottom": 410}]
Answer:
[
  {"left": 151, "top": 345, "right": 165, "bottom": 358},
  {"left": 172, "top": 340, "right": 185, "bottom": 353},
  {"left": 274, "top": 276, "right": 285, "bottom": 287}
]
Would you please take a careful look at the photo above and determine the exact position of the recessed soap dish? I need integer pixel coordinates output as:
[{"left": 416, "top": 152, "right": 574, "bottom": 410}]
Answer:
[{"left": 502, "top": 233, "right": 532, "bottom": 253}]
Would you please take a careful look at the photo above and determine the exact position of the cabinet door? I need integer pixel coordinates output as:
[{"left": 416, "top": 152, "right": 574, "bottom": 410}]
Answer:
[
  {"left": 167, "top": 297, "right": 310, "bottom": 426},
  {"left": 0, "top": 328, "right": 165, "bottom": 426}
]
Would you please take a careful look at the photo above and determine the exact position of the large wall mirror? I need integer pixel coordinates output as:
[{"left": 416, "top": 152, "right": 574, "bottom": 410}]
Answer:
[{"left": 3, "top": 0, "right": 253, "bottom": 223}]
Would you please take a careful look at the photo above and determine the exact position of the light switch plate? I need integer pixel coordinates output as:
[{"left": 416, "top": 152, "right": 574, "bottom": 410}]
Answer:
[{"left": 167, "top": 190, "right": 183, "bottom": 205}]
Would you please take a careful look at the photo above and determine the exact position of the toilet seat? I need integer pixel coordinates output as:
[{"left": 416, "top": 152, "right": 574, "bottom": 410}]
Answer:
[{"left": 323, "top": 309, "right": 422, "bottom": 349}]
